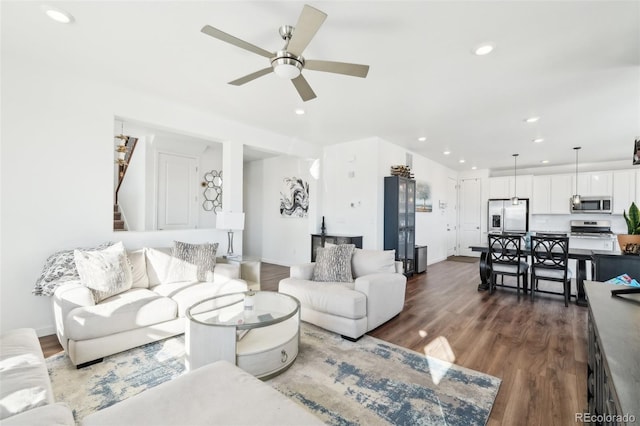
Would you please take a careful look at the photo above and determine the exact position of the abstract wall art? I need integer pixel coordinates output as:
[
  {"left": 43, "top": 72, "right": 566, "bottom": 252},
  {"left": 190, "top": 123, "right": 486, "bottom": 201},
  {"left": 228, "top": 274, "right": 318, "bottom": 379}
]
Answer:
[{"left": 280, "top": 177, "right": 310, "bottom": 217}]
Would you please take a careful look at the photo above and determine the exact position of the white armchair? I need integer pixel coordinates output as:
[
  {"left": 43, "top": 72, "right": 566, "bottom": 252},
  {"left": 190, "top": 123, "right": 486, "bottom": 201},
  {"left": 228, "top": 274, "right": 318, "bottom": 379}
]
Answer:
[{"left": 278, "top": 248, "right": 406, "bottom": 340}]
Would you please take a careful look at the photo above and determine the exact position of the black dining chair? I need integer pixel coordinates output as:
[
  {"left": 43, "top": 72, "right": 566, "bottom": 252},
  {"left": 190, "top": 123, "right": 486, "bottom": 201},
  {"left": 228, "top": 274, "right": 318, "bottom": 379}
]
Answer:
[
  {"left": 488, "top": 234, "right": 529, "bottom": 296},
  {"left": 530, "top": 235, "right": 571, "bottom": 306}
]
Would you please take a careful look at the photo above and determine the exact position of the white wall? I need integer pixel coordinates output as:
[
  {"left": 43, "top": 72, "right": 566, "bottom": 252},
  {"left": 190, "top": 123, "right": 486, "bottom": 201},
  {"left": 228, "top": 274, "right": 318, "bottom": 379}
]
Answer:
[
  {"left": 243, "top": 160, "right": 264, "bottom": 258},
  {"left": 0, "top": 54, "right": 318, "bottom": 336},
  {"left": 321, "top": 137, "right": 457, "bottom": 263},
  {"left": 244, "top": 155, "right": 319, "bottom": 266},
  {"left": 377, "top": 140, "right": 459, "bottom": 263},
  {"left": 323, "top": 138, "right": 381, "bottom": 249}
]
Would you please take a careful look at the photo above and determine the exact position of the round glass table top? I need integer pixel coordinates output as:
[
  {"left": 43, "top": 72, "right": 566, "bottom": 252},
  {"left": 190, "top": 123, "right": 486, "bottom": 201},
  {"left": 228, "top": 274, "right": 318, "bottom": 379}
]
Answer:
[{"left": 185, "top": 291, "right": 299, "bottom": 329}]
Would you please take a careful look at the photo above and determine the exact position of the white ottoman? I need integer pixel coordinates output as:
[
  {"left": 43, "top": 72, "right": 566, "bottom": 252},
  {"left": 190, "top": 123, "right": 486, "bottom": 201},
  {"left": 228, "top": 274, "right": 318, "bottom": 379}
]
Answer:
[{"left": 80, "top": 360, "right": 323, "bottom": 426}]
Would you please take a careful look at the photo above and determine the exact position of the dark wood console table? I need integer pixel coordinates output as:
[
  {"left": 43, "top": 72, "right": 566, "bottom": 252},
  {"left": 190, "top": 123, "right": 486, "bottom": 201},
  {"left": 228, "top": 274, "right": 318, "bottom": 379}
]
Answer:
[
  {"left": 310, "top": 234, "right": 363, "bottom": 262},
  {"left": 585, "top": 280, "right": 639, "bottom": 424},
  {"left": 469, "top": 245, "right": 593, "bottom": 306}
]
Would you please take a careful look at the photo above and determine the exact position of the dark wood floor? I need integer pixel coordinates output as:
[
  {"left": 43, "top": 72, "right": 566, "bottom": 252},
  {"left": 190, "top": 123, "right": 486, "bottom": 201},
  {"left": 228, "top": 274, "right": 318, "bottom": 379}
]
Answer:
[{"left": 40, "top": 258, "right": 588, "bottom": 425}]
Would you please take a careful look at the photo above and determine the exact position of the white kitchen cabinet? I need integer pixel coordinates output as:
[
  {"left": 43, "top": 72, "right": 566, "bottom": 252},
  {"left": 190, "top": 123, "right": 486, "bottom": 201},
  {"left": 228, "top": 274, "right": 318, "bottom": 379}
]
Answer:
[
  {"left": 550, "top": 174, "right": 573, "bottom": 214},
  {"left": 489, "top": 177, "right": 510, "bottom": 199},
  {"left": 576, "top": 172, "right": 613, "bottom": 197},
  {"left": 533, "top": 174, "right": 572, "bottom": 214},
  {"left": 532, "top": 176, "right": 551, "bottom": 214},
  {"left": 489, "top": 175, "right": 533, "bottom": 200},
  {"left": 569, "top": 237, "right": 615, "bottom": 252},
  {"left": 613, "top": 170, "right": 636, "bottom": 214}
]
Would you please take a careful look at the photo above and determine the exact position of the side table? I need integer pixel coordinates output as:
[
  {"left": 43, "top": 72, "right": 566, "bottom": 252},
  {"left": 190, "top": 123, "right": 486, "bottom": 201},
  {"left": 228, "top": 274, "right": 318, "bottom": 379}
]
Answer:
[{"left": 218, "top": 256, "right": 261, "bottom": 291}]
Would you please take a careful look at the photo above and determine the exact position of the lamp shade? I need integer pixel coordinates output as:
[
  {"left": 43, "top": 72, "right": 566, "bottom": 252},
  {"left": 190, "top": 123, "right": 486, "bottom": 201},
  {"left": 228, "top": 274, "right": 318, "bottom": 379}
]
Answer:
[{"left": 216, "top": 212, "right": 245, "bottom": 230}]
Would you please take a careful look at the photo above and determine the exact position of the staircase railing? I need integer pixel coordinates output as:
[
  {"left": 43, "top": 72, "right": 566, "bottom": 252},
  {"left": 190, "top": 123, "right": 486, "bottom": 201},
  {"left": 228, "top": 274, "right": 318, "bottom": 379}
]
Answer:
[{"left": 114, "top": 137, "right": 138, "bottom": 205}]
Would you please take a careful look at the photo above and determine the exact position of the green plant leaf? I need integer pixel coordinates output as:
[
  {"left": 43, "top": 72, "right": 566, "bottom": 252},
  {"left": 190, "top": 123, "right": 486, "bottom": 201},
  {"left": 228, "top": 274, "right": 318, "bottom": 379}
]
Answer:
[{"left": 624, "top": 202, "right": 640, "bottom": 235}]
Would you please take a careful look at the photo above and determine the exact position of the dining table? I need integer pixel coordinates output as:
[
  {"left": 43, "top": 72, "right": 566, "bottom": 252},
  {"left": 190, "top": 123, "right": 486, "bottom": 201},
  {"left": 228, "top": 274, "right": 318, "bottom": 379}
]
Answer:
[{"left": 469, "top": 245, "right": 594, "bottom": 306}]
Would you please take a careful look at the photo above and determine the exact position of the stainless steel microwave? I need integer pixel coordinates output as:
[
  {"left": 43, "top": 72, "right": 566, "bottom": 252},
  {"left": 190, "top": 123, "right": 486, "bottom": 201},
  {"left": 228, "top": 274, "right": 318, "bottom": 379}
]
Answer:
[{"left": 570, "top": 196, "right": 612, "bottom": 214}]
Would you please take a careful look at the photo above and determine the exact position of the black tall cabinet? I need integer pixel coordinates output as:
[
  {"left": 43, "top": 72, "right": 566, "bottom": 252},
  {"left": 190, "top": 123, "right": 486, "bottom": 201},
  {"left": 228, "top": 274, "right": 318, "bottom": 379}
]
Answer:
[{"left": 384, "top": 176, "right": 416, "bottom": 276}]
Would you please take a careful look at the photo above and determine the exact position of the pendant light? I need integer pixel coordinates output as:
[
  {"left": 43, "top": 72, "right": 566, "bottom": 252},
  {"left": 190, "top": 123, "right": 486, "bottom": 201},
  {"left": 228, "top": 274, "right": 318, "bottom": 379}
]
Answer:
[
  {"left": 115, "top": 121, "right": 128, "bottom": 167},
  {"left": 572, "top": 147, "right": 581, "bottom": 205},
  {"left": 511, "top": 154, "right": 519, "bottom": 205}
]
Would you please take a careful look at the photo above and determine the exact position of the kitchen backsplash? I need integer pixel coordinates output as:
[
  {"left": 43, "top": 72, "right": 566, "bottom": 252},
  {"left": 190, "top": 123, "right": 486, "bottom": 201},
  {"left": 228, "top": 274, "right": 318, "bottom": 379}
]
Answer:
[{"left": 530, "top": 214, "right": 627, "bottom": 234}]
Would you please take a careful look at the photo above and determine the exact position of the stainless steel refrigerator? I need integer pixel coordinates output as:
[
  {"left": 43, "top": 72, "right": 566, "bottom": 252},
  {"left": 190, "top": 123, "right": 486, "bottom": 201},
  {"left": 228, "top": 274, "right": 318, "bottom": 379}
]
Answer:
[{"left": 488, "top": 199, "right": 529, "bottom": 234}]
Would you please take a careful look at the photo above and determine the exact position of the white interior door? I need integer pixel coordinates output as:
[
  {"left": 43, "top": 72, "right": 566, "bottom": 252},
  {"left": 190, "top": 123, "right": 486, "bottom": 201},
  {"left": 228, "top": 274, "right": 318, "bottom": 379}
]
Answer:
[
  {"left": 459, "top": 178, "right": 482, "bottom": 257},
  {"left": 157, "top": 152, "right": 198, "bottom": 230},
  {"left": 446, "top": 177, "right": 458, "bottom": 256}
]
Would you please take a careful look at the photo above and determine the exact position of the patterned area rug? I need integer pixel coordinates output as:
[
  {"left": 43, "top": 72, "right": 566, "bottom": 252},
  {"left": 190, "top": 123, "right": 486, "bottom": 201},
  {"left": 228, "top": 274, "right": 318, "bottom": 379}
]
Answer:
[{"left": 47, "top": 324, "right": 500, "bottom": 425}]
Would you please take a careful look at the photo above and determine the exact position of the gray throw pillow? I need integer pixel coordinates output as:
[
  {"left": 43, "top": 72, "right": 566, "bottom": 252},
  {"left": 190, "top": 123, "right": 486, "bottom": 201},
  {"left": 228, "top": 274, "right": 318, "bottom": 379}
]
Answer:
[
  {"left": 312, "top": 244, "right": 356, "bottom": 283},
  {"left": 168, "top": 241, "right": 219, "bottom": 282}
]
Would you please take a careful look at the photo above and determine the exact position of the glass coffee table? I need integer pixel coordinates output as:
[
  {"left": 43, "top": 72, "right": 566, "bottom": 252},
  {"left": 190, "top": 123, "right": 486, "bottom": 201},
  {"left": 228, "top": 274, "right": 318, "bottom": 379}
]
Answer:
[{"left": 185, "top": 291, "right": 300, "bottom": 379}]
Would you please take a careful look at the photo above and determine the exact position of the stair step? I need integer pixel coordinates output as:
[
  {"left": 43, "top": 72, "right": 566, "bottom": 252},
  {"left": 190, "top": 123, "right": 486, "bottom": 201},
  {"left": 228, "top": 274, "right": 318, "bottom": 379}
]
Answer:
[
  {"left": 114, "top": 220, "right": 125, "bottom": 230},
  {"left": 114, "top": 204, "right": 119, "bottom": 213},
  {"left": 114, "top": 212, "right": 121, "bottom": 220}
]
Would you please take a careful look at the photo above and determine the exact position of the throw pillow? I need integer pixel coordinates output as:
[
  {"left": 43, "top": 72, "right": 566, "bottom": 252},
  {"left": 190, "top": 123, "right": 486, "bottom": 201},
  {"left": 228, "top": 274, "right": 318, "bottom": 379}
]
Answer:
[
  {"left": 312, "top": 244, "right": 356, "bottom": 283},
  {"left": 351, "top": 248, "right": 397, "bottom": 278},
  {"left": 74, "top": 242, "right": 133, "bottom": 303},
  {"left": 144, "top": 247, "right": 173, "bottom": 285},
  {"left": 168, "top": 241, "right": 219, "bottom": 282},
  {"left": 127, "top": 249, "right": 149, "bottom": 288},
  {"left": 33, "top": 242, "right": 113, "bottom": 296}
]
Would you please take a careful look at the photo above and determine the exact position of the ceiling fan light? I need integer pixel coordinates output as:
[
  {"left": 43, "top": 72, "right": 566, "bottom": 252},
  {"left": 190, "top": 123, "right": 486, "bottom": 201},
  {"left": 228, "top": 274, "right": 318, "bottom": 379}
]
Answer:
[{"left": 271, "top": 52, "right": 303, "bottom": 80}]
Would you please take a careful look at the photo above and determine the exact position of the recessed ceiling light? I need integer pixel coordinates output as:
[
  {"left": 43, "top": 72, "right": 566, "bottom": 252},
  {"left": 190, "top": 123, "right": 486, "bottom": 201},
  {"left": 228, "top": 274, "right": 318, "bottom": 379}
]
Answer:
[
  {"left": 533, "top": 138, "right": 544, "bottom": 143},
  {"left": 42, "top": 5, "right": 75, "bottom": 24},
  {"left": 524, "top": 116, "right": 540, "bottom": 123},
  {"left": 443, "top": 151, "right": 451, "bottom": 155},
  {"left": 473, "top": 43, "right": 495, "bottom": 56},
  {"left": 541, "top": 160, "right": 549, "bottom": 164},
  {"left": 417, "top": 136, "right": 427, "bottom": 142},
  {"left": 294, "top": 108, "right": 305, "bottom": 115},
  {"left": 459, "top": 159, "right": 465, "bottom": 163},
  {"left": 471, "top": 166, "right": 477, "bottom": 170}
]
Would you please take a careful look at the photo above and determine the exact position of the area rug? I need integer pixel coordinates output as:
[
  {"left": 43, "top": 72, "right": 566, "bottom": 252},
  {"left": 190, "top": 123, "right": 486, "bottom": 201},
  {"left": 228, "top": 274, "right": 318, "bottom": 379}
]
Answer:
[
  {"left": 47, "top": 324, "right": 500, "bottom": 425},
  {"left": 447, "top": 256, "right": 479, "bottom": 263}
]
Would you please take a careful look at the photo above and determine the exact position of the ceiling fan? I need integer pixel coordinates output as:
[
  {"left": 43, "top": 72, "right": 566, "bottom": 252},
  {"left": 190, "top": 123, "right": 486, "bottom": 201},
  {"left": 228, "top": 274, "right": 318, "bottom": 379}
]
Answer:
[{"left": 201, "top": 4, "right": 369, "bottom": 102}]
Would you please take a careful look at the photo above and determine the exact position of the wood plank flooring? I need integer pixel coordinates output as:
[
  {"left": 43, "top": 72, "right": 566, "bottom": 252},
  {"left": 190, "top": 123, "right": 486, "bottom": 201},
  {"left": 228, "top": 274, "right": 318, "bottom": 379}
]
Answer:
[{"left": 40, "top": 258, "right": 588, "bottom": 425}]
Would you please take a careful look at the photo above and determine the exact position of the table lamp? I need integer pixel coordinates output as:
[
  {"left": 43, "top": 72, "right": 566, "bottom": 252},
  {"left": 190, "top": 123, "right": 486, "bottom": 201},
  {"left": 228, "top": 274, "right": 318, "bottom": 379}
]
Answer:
[{"left": 216, "top": 211, "right": 245, "bottom": 257}]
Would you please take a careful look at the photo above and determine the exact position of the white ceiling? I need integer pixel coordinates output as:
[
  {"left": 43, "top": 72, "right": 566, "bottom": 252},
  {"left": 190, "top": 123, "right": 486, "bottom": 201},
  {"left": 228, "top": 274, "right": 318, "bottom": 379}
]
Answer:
[{"left": 3, "top": 1, "right": 639, "bottom": 172}]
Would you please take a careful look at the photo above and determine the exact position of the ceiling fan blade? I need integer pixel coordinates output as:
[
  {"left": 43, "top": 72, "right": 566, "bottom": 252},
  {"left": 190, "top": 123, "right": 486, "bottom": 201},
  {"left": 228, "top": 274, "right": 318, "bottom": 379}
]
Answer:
[
  {"left": 228, "top": 67, "right": 274, "bottom": 86},
  {"left": 287, "top": 5, "right": 327, "bottom": 56},
  {"left": 201, "top": 25, "right": 273, "bottom": 59},
  {"left": 291, "top": 75, "right": 317, "bottom": 102},
  {"left": 304, "top": 60, "right": 370, "bottom": 78}
]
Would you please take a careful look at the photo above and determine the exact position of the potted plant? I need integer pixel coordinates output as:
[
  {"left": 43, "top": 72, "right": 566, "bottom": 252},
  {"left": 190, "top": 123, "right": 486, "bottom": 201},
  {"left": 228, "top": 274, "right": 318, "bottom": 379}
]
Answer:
[{"left": 617, "top": 202, "right": 640, "bottom": 251}]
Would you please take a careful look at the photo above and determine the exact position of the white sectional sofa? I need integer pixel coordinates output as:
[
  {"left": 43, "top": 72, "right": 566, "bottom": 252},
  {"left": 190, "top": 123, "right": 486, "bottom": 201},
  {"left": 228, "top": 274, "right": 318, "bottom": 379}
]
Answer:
[
  {"left": 52, "top": 246, "right": 247, "bottom": 367},
  {"left": 0, "top": 328, "right": 74, "bottom": 425},
  {"left": 279, "top": 247, "right": 406, "bottom": 340}
]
